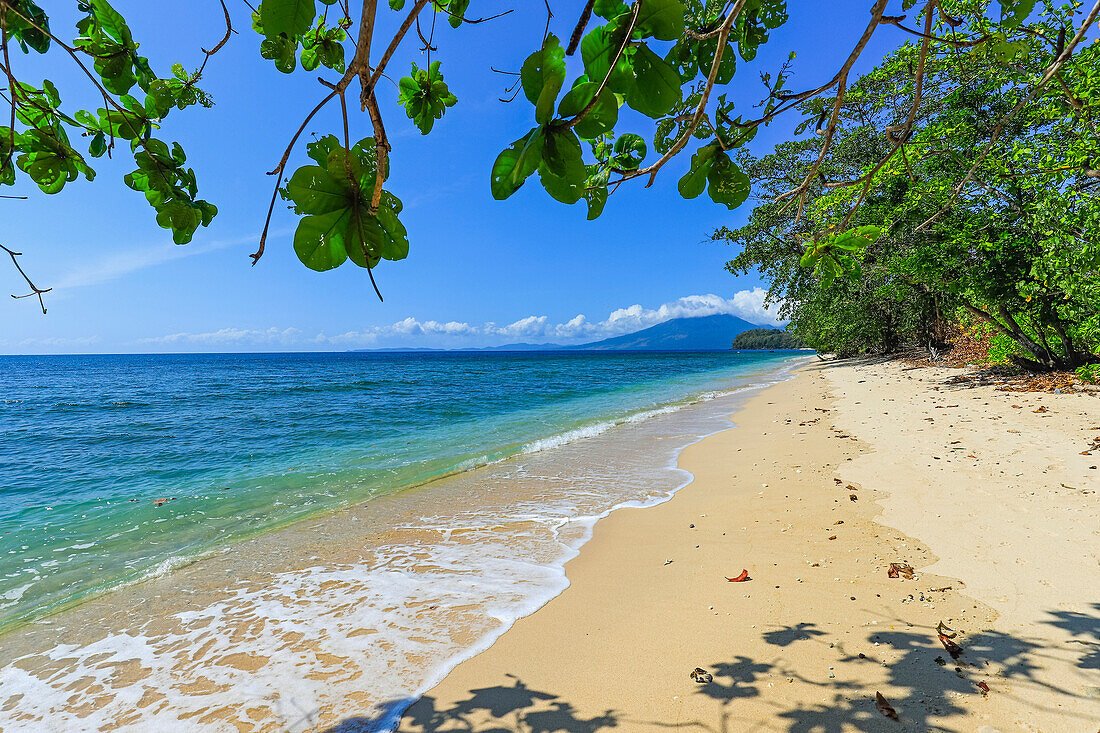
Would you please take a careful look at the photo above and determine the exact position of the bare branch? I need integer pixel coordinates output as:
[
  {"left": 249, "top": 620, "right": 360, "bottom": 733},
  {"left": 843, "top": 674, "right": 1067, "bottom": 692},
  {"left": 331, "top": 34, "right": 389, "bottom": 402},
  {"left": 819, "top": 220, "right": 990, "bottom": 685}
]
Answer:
[{"left": 1, "top": 243, "right": 51, "bottom": 314}]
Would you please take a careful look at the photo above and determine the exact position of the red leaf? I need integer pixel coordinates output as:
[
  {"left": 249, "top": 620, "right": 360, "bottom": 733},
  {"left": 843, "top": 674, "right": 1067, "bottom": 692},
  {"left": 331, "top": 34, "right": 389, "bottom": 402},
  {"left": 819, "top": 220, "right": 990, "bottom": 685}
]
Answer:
[
  {"left": 976, "top": 681, "right": 989, "bottom": 693},
  {"left": 938, "top": 633, "right": 963, "bottom": 659},
  {"left": 726, "top": 570, "right": 750, "bottom": 582},
  {"left": 875, "top": 691, "right": 899, "bottom": 720}
]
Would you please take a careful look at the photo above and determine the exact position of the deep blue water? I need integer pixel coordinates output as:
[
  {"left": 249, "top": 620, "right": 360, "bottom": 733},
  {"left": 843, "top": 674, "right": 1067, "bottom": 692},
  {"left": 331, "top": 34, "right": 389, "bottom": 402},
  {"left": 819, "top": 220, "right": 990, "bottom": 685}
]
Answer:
[{"left": 0, "top": 350, "right": 799, "bottom": 629}]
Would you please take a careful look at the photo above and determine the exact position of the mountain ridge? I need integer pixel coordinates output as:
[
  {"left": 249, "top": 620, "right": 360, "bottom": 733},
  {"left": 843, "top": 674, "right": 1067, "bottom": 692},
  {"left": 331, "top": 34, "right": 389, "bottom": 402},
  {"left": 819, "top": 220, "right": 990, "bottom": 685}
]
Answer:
[{"left": 352, "top": 313, "right": 771, "bottom": 352}]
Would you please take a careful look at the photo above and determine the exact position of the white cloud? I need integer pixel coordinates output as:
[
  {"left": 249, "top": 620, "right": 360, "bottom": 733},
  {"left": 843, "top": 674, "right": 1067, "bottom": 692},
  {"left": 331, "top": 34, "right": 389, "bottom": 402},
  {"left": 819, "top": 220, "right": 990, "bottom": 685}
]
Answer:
[
  {"left": 129, "top": 291, "right": 783, "bottom": 351},
  {"left": 16, "top": 335, "right": 102, "bottom": 348},
  {"left": 137, "top": 327, "right": 302, "bottom": 346},
  {"left": 49, "top": 233, "right": 272, "bottom": 293}
]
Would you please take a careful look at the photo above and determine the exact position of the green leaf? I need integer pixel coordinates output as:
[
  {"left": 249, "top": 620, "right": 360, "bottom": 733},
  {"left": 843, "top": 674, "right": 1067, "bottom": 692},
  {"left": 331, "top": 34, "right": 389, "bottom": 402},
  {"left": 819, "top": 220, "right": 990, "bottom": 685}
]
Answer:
[
  {"left": 261, "top": 35, "right": 298, "bottom": 73},
  {"left": 521, "top": 35, "right": 567, "bottom": 125},
  {"left": 584, "top": 166, "right": 610, "bottom": 219},
  {"left": 678, "top": 143, "right": 718, "bottom": 198},
  {"left": 491, "top": 127, "right": 544, "bottom": 200},
  {"left": 447, "top": 0, "right": 470, "bottom": 27},
  {"left": 539, "top": 127, "right": 585, "bottom": 183},
  {"left": 612, "top": 133, "right": 646, "bottom": 170},
  {"left": 295, "top": 209, "right": 350, "bottom": 270},
  {"left": 284, "top": 165, "right": 348, "bottom": 214},
  {"left": 581, "top": 25, "right": 636, "bottom": 96},
  {"left": 306, "top": 135, "right": 341, "bottom": 166},
  {"left": 3, "top": 1, "right": 51, "bottom": 54},
  {"left": 593, "top": 0, "right": 629, "bottom": 20},
  {"left": 627, "top": 44, "right": 681, "bottom": 118},
  {"left": 89, "top": 132, "right": 108, "bottom": 158},
  {"left": 259, "top": 0, "right": 317, "bottom": 38},
  {"left": 706, "top": 151, "right": 750, "bottom": 209},
  {"left": 635, "top": 0, "right": 686, "bottom": 41},
  {"left": 398, "top": 61, "right": 458, "bottom": 134},
  {"left": 997, "top": 0, "right": 1038, "bottom": 28},
  {"left": 557, "top": 82, "right": 620, "bottom": 139}
]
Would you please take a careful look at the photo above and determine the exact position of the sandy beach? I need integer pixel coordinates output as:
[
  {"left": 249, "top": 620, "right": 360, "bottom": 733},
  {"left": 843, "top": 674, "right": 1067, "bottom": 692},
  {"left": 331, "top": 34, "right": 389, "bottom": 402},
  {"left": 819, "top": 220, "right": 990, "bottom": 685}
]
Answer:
[{"left": 395, "top": 360, "right": 1100, "bottom": 732}]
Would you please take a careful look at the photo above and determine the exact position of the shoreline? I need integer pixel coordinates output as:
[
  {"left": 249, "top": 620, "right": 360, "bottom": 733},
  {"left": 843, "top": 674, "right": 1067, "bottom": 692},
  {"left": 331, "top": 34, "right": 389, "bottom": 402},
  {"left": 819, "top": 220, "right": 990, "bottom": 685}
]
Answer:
[
  {"left": 0, "top": 356, "right": 805, "bottom": 732},
  {"left": 0, "top": 354, "right": 801, "bottom": 639},
  {"left": 394, "top": 359, "right": 1100, "bottom": 732}
]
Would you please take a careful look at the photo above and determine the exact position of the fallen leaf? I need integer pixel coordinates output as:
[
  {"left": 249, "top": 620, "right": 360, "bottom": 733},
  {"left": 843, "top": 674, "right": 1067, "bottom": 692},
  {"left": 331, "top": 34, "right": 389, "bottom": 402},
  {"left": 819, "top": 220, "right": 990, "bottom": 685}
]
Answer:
[
  {"left": 690, "top": 667, "right": 713, "bottom": 683},
  {"left": 834, "top": 478, "right": 843, "bottom": 485},
  {"left": 887, "top": 563, "right": 915, "bottom": 579},
  {"left": 850, "top": 494, "right": 859, "bottom": 501},
  {"left": 726, "top": 570, "right": 750, "bottom": 582},
  {"left": 977, "top": 681, "right": 990, "bottom": 694},
  {"left": 939, "top": 633, "right": 963, "bottom": 660},
  {"left": 937, "top": 621, "right": 957, "bottom": 638},
  {"left": 828, "top": 535, "right": 837, "bottom": 540},
  {"left": 875, "top": 691, "right": 899, "bottom": 720}
]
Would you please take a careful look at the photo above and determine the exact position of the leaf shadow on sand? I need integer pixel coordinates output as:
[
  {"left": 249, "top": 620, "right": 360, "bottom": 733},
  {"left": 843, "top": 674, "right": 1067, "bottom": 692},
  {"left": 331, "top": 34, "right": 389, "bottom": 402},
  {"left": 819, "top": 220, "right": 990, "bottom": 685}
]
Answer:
[
  {"left": 324, "top": 675, "right": 620, "bottom": 733},
  {"left": 323, "top": 614, "right": 1098, "bottom": 732},
  {"left": 691, "top": 614, "right": 1099, "bottom": 733}
]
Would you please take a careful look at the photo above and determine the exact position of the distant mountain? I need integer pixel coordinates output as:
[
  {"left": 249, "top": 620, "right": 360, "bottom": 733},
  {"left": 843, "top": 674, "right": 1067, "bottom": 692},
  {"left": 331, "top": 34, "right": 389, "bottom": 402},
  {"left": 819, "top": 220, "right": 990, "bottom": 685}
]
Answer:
[
  {"left": 474, "top": 342, "right": 562, "bottom": 351},
  {"left": 351, "top": 314, "right": 772, "bottom": 353},
  {"left": 566, "top": 314, "right": 766, "bottom": 351}
]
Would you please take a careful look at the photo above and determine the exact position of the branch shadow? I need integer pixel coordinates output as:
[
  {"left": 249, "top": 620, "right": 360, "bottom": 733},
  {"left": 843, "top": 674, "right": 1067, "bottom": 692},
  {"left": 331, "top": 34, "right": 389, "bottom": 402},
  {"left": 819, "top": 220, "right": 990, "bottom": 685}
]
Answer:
[
  {"left": 323, "top": 610, "right": 1099, "bottom": 732},
  {"left": 1045, "top": 602, "right": 1100, "bottom": 671},
  {"left": 324, "top": 675, "right": 620, "bottom": 733}
]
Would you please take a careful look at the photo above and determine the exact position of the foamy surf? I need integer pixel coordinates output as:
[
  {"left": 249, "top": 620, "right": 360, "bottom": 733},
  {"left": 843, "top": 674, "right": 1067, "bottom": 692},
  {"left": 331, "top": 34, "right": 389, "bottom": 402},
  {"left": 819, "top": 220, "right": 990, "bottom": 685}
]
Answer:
[{"left": 0, "top": 356, "right": 808, "bottom": 732}]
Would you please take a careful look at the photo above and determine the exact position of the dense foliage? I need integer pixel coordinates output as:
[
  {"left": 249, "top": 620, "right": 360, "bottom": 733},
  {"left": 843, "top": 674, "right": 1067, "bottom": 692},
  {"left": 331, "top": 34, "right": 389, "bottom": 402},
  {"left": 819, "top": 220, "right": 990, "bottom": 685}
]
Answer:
[
  {"left": 731, "top": 327, "right": 804, "bottom": 349},
  {"left": 2, "top": 0, "right": 1069, "bottom": 309},
  {"left": 720, "top": 1, "right": 1100, "bottom": 370}
]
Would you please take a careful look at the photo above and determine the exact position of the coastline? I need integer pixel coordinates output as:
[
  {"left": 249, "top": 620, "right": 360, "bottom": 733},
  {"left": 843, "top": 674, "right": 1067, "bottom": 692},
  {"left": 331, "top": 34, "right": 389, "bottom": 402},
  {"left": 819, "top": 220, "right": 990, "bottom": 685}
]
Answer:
[
  {"left": 0, "top": 355, "right": 804, "bottom": 732},
  {"left": 395, "top": 360, "right": 1100, "bottom": 732}
]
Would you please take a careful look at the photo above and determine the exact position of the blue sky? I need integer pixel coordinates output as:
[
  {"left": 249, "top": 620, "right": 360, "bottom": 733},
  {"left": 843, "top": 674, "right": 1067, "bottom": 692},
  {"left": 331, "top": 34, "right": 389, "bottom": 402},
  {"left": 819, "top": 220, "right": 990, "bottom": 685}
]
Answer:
[{"left": 2, "top": 1, "right": 908, "bottom": 353}]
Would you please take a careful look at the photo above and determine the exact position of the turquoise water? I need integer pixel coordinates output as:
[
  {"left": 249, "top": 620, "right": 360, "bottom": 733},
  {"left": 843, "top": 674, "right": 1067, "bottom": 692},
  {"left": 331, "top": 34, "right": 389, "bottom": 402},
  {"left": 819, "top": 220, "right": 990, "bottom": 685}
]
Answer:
[{"left": 0, "top": 350, "right": 799, "bottom": 632}]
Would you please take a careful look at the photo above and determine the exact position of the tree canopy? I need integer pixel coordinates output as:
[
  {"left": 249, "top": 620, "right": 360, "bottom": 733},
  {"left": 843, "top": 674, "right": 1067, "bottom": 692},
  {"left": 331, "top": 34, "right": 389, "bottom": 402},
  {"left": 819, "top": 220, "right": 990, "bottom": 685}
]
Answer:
[
  {"left": 731, "top": 327, "right": 804, "bottom": 348},
  {"left": 719, "top": 1, "right": 1100, "bottom": 371}
]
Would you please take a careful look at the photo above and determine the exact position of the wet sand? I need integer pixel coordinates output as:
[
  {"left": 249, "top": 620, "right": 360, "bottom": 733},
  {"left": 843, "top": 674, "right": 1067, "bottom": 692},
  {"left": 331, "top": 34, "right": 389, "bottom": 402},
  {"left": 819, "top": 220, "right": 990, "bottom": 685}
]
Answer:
[{"left": 397, "top": 360, "right": 1100, "bottom": 732}]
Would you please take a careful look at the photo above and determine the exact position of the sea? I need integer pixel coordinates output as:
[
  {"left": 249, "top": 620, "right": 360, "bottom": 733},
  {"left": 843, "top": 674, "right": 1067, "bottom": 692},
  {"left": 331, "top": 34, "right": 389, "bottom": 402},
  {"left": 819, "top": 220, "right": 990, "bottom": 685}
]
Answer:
[{"left": 0, "top": 350, "right": 806, "bottom": 731}]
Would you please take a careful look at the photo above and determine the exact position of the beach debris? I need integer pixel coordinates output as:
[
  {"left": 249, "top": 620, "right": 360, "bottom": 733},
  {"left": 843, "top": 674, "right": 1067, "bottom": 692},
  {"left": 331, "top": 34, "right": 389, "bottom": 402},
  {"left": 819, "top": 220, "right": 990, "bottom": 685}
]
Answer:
[
  {"left": 976, "top": 681, "right": 990, "bottom": 695},
  {"left": 664, "top": 559, "right": 673, "bottom": 565},
  {"left": 934, "top": 656, "right": 947, "bottom": 666},
  {"left": 152, "top": 498, "right": 173, "bottom": 507},
  {"left": 938, "top": 633, "right": 964, "bottom": 660},
  {"left": 690, "top": 667, "right": 713, "bottom": 684},
  {"left": 937, "top": 621, "right": 957, "bottom": 638},
  {"left": 726, "top": 569, "right": 751, "bottom": 582},
  {"left": 849, "top": 494, "right": 859, "bottom": 501},
  {"left": 828, "top": 535, "right": 837, "bottom": 540},
  {"left": 875, "top": 691, "right": 899, "bottom": 720},
  {"left": 887, "top": 563, "right": 915, "bottom": 579},
  {"left": 835, "top": 520, "right": 844, "bottom": 525},
  {"left": 689, "top": 523, "right": 695, "bottom": 528},
  {"left": 834, "top": 478, "right": 843, "bottom": 485},
  {"left": 1034, "top": 406, "right": 1049, "bottom": 413}
]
